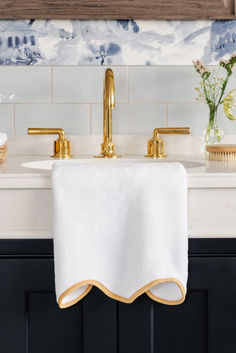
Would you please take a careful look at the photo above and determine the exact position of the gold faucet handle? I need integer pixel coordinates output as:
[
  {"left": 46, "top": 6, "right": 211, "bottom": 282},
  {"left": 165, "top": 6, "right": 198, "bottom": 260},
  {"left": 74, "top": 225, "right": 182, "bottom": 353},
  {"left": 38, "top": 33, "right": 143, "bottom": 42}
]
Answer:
[
  {"left": 27, "top": 128, "right": 71, "bottom": 159},
  {"left": 153, "top": 127, "right": 190, "bottom": 138},
  {"left": 28, "top": 128, "right": 66, "bottom": 139},
  {"left": 146, "top": 127, "right": 190, "bottom": 159}
]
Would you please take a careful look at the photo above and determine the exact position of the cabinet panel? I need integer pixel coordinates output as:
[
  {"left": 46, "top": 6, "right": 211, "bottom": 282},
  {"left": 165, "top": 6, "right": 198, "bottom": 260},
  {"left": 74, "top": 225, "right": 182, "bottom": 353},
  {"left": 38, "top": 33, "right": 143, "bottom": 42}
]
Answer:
[
  {"left": 154, "top": 290, "right": 207, "bottom": 353},
  {"left": 28, "top": 292, "right": 82, "bottom": 353},
  {"left": 0, "top": 0, "right": 235, "bottom": 20},
  {"left": 82, "top": 288, "right": 117, "bottom": 353},
  {"left": 188, "top": 189, "right": 236, "bottom": 238},
  {"left": 0, "top": 239, "right": 236, "bottom": 353},
  {"left": 0, "top": 258, "right": 55, "bottom": 352},
  {"left": 118, "top": 295, "right": 152, "bottom": 353}
]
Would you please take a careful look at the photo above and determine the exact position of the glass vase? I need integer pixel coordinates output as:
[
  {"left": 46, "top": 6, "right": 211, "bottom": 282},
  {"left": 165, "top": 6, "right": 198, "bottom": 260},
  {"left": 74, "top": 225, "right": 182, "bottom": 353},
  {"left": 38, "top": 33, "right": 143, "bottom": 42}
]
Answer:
[{"left": 202, "top": 104, "right": 224, "bottom": 152}]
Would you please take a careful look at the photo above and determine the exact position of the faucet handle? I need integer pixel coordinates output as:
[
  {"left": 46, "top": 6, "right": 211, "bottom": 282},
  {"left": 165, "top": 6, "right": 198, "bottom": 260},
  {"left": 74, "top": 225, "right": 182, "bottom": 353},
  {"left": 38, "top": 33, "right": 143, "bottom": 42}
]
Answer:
[
  {"left": 145, "top": 127, "right": 190, "bottom": 159},
  {"left": 27, "top": 128, "right": 71, "bottom": 159},
  {"left": 153, "top": 127, "right": 190, "bottom": 137}
]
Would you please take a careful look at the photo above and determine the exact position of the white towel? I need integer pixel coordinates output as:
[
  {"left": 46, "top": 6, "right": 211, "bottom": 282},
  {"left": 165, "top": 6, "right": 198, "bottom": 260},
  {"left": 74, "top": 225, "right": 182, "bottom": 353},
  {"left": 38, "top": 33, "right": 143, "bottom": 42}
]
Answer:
[
  {"left": 0, "top": 133, "right": 7, "bottom": 146},
  {"left": 52, "top": 161, "right": 188, "bottom": 309}
]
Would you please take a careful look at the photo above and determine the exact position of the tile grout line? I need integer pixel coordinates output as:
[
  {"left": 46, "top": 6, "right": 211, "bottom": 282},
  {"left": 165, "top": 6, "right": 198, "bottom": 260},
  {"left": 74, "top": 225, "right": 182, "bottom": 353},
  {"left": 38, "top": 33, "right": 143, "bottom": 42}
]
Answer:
[
  {"left": 166, "top": 104, "right": 168, "bottom": 127},
  {"left": 0, "top": 65, "right": 220, "bottom": 68},
  {"left": 127, "top": 67, "right": 129, "bottom": 103},
  {"left": 12, "top": 104, "right": 16, "bottom": 136},
  {"left": 51, "top": 66, "right": 53, "bottom": 103},
  {"left": 89, "top": 104, "right": 92, "bottom": 134},
  {"left": 0, "top": 101, "right": 204, "bottom": 105}
]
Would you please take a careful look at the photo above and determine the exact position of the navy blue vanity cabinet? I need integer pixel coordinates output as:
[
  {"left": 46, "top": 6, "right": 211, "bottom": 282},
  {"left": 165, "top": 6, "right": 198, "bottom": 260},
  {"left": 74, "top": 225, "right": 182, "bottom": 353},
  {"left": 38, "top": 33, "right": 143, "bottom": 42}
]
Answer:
[{"left": 0, "top": 239, "right": 236, "bottom": 353}]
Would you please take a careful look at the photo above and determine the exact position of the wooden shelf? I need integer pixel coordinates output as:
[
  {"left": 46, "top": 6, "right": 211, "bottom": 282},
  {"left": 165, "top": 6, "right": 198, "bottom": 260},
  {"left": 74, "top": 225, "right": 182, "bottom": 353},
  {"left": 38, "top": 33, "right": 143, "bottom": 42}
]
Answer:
[{"left": 0, "top": 0, "right": 235, "bottom": 20}]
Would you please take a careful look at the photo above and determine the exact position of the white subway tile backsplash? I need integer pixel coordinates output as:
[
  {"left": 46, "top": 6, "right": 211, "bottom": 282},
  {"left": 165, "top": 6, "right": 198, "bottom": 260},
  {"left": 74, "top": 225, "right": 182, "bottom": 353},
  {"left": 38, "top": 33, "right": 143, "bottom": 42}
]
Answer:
[
  {"left": 0, "top": 67, "right": 51, "bottom": 103},
  {"left": 217, "top": 107, "right": 236, "bottom": 134},
  {"left": 167, "top": 104, "right": 209, "bottom": 134},
  {"left": 0, "top": 105, "right": 14, "bottom": 135},
  {"left": 15, "top": 104, "right": 90, "bottom": 135},
  {"left": 53, "top": 67, "right": 128, "bottom": 103},
  {"left": 167, "top": 103, "right": 236, "bottom": 135},
  {"left": 91, "top": 103, "right": 166, "bottom": 134},
  {"left": 0, "top": 65, "right": 234, "bottom": 138},
  {"left": 129, "top": 67, "right": 200, "bottom": 103}
]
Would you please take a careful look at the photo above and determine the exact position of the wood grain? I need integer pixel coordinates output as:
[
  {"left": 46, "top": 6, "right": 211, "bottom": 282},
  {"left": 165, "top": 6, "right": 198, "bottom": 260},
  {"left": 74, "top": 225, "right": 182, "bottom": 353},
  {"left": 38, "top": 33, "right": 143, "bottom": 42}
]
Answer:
[
  {"left": 206, "top": 144, "right": 236, "bottom": 152},
  {"left": 0, "top": 0, "right": 235, "bottom": 20}
]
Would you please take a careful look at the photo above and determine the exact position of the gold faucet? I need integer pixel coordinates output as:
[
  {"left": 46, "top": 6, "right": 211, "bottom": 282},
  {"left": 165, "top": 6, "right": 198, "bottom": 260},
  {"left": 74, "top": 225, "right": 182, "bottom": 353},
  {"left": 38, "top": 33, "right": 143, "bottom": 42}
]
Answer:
[
  {"left": 145, "top": 127, "right": 190, "bottom": 158},
  {"left": 28, "top": 128, "right": 71, "bottom": 159},
  {"left": 95, "top": 68, "right": 120, "bottom": 158}
]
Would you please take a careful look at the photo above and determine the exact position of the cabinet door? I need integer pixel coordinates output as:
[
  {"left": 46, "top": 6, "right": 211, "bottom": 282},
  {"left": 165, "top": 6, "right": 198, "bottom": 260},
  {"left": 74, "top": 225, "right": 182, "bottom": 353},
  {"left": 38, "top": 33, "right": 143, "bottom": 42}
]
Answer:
[
  {"left": 0, "top": 239, "right": 236, "bottom": 353},
  {"left": 0, "top": 258, "right": 83, "bottom": 353},
  {"left": 0, "top": 0, "right": 235, "bottom": 20},
  {"left": 152, "top": 256, "right": 236, "bottom": 353}
]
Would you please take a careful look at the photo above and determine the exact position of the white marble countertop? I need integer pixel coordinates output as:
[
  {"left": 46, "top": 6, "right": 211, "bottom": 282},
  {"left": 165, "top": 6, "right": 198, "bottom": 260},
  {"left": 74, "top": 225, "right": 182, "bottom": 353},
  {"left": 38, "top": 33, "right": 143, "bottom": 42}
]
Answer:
[{"left": 0, "top": 154, "right": 236, "bottom": 189}]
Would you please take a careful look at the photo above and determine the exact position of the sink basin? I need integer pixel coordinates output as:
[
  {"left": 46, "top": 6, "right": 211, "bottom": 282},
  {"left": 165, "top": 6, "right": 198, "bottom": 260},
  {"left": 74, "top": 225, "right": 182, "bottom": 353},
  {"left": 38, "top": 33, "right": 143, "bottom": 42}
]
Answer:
[{"left": 22, "top": 157, "right": 204, "bottom": 170}]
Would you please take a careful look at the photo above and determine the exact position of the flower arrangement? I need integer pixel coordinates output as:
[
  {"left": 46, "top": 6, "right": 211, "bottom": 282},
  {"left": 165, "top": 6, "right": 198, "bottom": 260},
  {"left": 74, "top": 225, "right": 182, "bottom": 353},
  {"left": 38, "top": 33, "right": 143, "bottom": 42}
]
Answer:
[{"left": 193, "top": 54, "right": 236, "bottom": 146}]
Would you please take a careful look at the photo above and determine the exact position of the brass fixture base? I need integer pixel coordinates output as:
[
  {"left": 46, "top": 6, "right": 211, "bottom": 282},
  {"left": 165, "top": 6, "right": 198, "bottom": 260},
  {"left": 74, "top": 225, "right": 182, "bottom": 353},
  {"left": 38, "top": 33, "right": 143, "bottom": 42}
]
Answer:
[
  {"left": 52, "top": 138, "right": 71, "bottom": 159},
  {"left": 95, "top": 154, "right": 121, "bottom": 159},
  {"left": 145, "top": 154, "right": 166, "bottom": 159},
  {"left": 95, "top": 142, "right": 121, "bottom": 158}
]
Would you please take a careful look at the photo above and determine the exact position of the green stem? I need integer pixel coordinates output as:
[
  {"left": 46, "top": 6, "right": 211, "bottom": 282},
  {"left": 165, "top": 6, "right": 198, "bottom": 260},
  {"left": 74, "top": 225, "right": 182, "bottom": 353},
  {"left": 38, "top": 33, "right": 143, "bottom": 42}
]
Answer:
[
  {"left": 203, "top": 84, "right": 211, "bottom": 105},
  {"left": 204, "top": 103, "right": 222, "bottom": 146},
  {"left": 209, "top": 104, "right": 217, "bottom": 126},
  {"left": 218, "top": 73, "right": 230, "bottom": 104}
]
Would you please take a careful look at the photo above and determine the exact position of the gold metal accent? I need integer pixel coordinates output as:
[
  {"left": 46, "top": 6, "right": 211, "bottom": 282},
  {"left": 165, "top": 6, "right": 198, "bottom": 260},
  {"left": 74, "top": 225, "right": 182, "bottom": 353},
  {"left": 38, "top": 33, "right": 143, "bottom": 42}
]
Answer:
[
  {"left": 27, "top": 128, "right": 71, "bottom": 159},
  {"left": 145, "top": 127, "right": 190, "bottom": 159},
  {"left": 95, "top": 68, "right": 120, "bottom": 158},
  {"left": 58, "top": 277, "right": 185, "bottom": 308}
]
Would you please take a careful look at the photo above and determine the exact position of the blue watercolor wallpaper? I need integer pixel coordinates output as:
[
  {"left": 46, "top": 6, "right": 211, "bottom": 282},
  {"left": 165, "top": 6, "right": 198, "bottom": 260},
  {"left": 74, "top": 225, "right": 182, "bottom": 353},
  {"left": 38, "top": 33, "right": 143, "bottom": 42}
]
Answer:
[{"left": 0, "top": 20, "right": 235, "bottom": 65}]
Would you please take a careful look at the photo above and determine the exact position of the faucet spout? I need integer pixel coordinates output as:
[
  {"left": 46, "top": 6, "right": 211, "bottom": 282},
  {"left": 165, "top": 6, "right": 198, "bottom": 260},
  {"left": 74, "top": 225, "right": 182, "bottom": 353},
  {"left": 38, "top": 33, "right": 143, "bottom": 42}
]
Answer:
[
  {"left": 104, "top": 69, "right": 115, "bottom": 145},
  {"left": 104, "top": 68, "right": 115, "bottom": 109},
  {"left": 95, "top": 68, "right": 120, "bottom": 158}
]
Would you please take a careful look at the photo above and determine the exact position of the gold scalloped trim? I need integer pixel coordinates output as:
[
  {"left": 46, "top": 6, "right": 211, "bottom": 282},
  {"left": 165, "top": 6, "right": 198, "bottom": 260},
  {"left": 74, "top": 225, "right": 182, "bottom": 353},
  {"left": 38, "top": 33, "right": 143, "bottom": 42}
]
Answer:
[{"left": 58, "top": 278, "right": 185, "bottom": 308}]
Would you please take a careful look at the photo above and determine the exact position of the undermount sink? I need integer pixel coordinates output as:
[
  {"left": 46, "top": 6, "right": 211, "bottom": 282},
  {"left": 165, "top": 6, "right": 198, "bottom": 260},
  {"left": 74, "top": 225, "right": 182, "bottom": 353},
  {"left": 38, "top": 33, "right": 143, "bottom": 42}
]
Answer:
[{"left": 22, "top": 157, "right": 204, "bottom": 170}]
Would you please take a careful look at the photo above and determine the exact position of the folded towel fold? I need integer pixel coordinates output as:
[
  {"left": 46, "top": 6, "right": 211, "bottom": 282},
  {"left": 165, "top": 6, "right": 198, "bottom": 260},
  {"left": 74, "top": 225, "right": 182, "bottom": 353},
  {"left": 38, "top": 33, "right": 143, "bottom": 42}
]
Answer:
[
  {"left": 52, "top": 161, "right": 188, "bottom": 309},
  {"left": 0, "top": 133, "right": 7, "bottom": 146}
]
